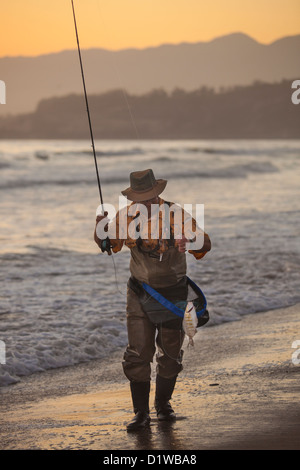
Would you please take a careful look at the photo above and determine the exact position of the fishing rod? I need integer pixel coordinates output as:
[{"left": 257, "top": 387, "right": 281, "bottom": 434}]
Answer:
[
  {"left": 71, "top": 0, "right": 113, "bottom": 257},
  {"left": 71, "top": 0, "right": 104, "bottom": 208}
]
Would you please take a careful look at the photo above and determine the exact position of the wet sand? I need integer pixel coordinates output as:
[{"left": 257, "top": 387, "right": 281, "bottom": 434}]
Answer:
[{"left": 1, "top": 304, "right": 300, "bottom": 451}]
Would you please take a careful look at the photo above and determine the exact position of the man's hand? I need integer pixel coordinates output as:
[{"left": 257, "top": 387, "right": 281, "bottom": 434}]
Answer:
[
  {"left": 94, "top": 212, "right": 112, "bottom": 255},
  {"left": 96, "top": 211, "right": 109, "bottom": 234},
  {"left": 96, "top": 211, "right": 108, "bottom": 224},
  {"left": 175, "top": 236, "right": 189, "bottom": 253},
  {"left": 94, "top": 211, "right": 108, "bottom": 247}
]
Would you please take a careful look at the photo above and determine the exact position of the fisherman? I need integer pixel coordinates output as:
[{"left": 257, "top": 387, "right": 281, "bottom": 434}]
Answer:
[{"left": 94, "top": 169, "right": 211, "bottom": 432}]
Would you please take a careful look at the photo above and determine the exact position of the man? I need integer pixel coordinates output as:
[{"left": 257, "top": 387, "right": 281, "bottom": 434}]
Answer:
[{"left": 94, "top": 169, "right": 211, "bottom": 432}]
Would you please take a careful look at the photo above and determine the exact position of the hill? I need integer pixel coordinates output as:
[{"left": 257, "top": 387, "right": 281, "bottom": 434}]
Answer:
[
  {"left": 0, "top": 32, "right": 300, "bottom": 117},
  {"left": 0, "top": 79, "right": 299, "bottom": 139}
]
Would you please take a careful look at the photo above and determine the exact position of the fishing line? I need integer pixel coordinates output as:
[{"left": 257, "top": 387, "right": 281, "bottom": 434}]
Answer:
[
  {"left": 71, "top": 2, "right": 171, "bottom": 300},
  {"left": 96, "top": 0, "right": 140, "bottom": 140},
  {"left": 158, "top": 323, "right": 185, "bottom": 362},
  {"left": 93, "top": 0, "right": 167, "bottom": 292},
  {"left": 71, "top": 0, "right": 104, "bottom": 208},
  {"left": 119, "top": 85, "right": 141, "bottom": 141},
  {"left": 110, "top": 248, "right": 126, "bottom": 296},
  {"left": 71, "top": 0, "right": 125, "bottom": 297},
  {"left": 72, "top": 0, "right": 140, "bottom": 296}
]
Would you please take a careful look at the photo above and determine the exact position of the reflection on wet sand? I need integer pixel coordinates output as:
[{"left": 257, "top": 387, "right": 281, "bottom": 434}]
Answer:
[{"left": 127, "top": 417, "right": 188, "bottom": 450}]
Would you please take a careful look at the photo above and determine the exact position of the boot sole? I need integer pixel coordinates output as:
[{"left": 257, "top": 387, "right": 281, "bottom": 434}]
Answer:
[
  {"left": 157, "top": 414, "right": 176, "bottom": 421},
  {"left": 126, "top": 418, "right": 151, "bottom": 432}
]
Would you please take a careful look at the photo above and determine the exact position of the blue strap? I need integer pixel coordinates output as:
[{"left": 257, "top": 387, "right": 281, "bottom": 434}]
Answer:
[
  {"left": 141, "top": 277, "right": 207, "bottom": 319},
  {"left": 142, "top": 282, "right": 185, "bottom": 318}
]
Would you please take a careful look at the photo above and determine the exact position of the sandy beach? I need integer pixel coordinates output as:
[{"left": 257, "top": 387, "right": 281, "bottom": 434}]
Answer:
[{"left": 1, "top": 303, "right": 299, "bottom": 451}]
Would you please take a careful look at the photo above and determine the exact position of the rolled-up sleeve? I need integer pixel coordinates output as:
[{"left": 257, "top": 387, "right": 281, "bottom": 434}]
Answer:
[
  {"left": 188, "top": 231, "right": 211, "bottom": 259},
  {"left": 181, "top": 209, "right": 211, "bottom": 260}
]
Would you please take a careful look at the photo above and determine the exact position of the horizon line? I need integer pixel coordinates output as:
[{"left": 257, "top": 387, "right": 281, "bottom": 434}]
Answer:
[{"left": 1, "top": 31, "right": 300, "bottom": 60}]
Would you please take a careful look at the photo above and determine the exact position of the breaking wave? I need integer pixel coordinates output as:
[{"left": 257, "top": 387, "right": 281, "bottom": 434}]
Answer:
[{"left": 0, "top": 161, "right": 279, "bottom": 190}]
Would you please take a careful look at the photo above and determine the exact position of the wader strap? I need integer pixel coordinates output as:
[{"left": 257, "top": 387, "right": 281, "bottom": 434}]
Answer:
[
  {"left": 141, "top": 282, "right": 185, "bottom": 318},
  {"left": 141, "top": 276, "right": 207, "bottom": 319}
]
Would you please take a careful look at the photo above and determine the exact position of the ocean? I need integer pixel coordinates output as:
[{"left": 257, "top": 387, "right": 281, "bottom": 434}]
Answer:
[{"left": 0, "top": 139, "right": 299, "bottom": 386}]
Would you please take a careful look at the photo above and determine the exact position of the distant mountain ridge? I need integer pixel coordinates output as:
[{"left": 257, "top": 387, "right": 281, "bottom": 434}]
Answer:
[{"left": 0, "top": 32, "right": 300, "bottom": 117}]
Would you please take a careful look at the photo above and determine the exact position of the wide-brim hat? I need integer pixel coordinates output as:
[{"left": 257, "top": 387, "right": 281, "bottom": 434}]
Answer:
[{"left": 121, "top": 169, "right": 167, "bottom": 202}]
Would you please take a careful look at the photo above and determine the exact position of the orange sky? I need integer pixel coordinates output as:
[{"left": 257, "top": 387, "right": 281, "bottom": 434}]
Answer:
[{"left": 1, "top": 0, "right": 300, "bottom": 57}]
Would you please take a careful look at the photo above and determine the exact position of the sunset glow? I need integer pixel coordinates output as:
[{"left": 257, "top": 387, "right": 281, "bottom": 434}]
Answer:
[{"left": 0, "top": 0, "right": 299, "bottom": 57}]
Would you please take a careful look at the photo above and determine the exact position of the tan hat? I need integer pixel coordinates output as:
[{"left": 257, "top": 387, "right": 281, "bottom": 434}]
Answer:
[{"left": 121, "top": 169, "right": 167, "bottom": 202}]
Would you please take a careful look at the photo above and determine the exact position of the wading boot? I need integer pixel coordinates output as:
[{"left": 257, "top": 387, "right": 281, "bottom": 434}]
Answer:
[
  {"left": 155, "top": 375, "right": 177, "bottom": 421},
  {"left": 126, "top": 381, "right": 151, "bottom": 432}
]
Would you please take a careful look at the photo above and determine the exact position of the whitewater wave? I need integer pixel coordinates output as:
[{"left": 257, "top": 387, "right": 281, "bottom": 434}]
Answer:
[
  {"left": 1, "top": 232, "right": 300, "bottom": 387},
  {"left": 0, "top": 161, "right": 279, "bottom": 190},
  {"left": 0, "top": 139, "right": 299, "bottom": 387}
]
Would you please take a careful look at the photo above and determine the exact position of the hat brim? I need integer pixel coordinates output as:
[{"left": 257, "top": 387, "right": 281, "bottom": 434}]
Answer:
[{"left": 121, "top": 179, "right": 167, "bottom": 202}]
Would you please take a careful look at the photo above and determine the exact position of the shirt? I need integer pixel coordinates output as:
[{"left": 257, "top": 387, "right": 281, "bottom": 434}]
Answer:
[{"left": 95, "top": 197, "right": 211, "bottom": 261}]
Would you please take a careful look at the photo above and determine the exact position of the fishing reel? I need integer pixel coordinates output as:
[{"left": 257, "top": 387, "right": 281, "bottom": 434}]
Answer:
[
  {"left": 101, "top": 236, "right": 112, "bottom": 256},
  {"left": 96, "top": 210, "right": 112, "bottom": 255}
]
